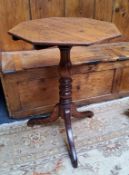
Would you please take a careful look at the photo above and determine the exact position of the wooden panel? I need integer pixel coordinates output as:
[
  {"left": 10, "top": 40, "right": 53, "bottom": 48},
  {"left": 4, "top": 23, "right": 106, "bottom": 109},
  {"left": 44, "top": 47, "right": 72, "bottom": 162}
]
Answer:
[
  {"left": 0, "top": 0, "right": 129, "bottom": 51},
  {"left": 95, "top": 0, "right": 113, "bottom": 21},
  {"left": 4, "top": 59, "right": 129, "bottom": 84},
  {"left": 3, "top": 68, "right": 114, "bottom": 118},
  {"left": 30, "top": 0, "right": 65, "bottom": 19},
  {"left": 72, "top": 70, "right": 114, "bottom": 100},
  {"left": 65, "top": 0, "right": 95, "bottom": 17},
  {"left": 112, "top": 0, "right": 129, "bottom": 36},
  {"left": 18, "top": 78, "right": 59, "bottom": 109},
  {"left": 3, "top": 57, "right": 129, "bottom": 118},
  {"left": 0, "top": 0, "right": 32, "bottom": 51},
  {"left": 119, "top": 67, "right": 129, "bottom": 93}
]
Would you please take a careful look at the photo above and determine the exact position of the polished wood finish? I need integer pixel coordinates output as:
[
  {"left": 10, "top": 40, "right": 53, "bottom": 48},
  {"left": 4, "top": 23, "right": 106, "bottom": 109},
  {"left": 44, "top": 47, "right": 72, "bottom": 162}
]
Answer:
[
  {"left": 27, "top": 46, "right": 93, "bottom": 167},
  {"left": 8, "top": 17, "right": 121, "bottom": 168},
  {"left": 9, "top": 17, "right": 121, "bottom": 46}
]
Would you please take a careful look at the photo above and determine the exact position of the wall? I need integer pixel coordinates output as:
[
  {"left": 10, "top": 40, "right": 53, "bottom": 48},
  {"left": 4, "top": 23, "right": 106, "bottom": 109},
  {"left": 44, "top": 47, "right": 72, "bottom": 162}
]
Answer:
[{"left": 0, "top": 0, "right": 129, "bottom": 51}]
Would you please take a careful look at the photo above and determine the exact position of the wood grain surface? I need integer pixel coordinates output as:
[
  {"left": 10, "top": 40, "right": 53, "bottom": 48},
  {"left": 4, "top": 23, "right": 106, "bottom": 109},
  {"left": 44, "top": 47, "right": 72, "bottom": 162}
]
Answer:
[
  {"left": 95, "top": 0, "right": 113, "bottom": 21},
  {"left": 0, "top": 0, "right": 32, "bottom": 51},
  {"left": 30, "top": 0, "right": 65, "bottom": 19},
  {"left": 112, "top": 0, "right": 129, "bottom": 36},
  {"left": 2, "top": 42, "right": 129, "bottom": 118},
  {"left": 65, "top": 0, "right": 95, "bottom": 18},
  {"left": 2, "top": 42, "right": 129, "bottom": 74},
  {"left": 0, "top": 0, "right": 129, "bottom": 51},
  {"left": 9, "top": 17, "right": 121, "bottom": 46}
]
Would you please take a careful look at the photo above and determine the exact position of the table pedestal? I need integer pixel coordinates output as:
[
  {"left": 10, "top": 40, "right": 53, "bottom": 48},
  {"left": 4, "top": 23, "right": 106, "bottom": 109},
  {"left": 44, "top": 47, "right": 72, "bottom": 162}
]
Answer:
[{"left": 27, "top": 46, "right": 94, "bottom": 168}]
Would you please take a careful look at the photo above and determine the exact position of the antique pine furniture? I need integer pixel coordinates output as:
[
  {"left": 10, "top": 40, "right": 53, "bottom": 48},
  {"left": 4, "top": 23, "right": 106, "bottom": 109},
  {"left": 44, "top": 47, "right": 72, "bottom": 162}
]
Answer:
[
  {"left": 2, "top": 42, "right": 129, "bottom": 118},
  {"left": 8, "top": 17, "right": 121, "bottom": 168}
]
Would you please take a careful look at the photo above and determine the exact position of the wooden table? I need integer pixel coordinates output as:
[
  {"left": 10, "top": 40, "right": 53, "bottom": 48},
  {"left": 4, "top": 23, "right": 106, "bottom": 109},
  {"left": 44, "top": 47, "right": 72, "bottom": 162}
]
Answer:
[{"left": 9, "top": 17, "right": 121, "bottom": 168}]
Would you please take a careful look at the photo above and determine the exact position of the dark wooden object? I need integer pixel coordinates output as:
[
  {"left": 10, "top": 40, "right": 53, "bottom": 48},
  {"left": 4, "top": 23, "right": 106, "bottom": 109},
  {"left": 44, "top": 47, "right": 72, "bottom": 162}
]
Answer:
[{"left": 9, "top": 17, "right": 121, "bottom": 168}]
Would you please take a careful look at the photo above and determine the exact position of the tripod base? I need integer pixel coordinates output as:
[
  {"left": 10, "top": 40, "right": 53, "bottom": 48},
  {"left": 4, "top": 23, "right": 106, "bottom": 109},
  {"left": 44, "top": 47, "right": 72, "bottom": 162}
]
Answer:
[
  {"left": 27, "top": 46, "right": 93, "bottom": 168},
  {"left": 27, "top": 103, "right": 93, "bottom": 168}
]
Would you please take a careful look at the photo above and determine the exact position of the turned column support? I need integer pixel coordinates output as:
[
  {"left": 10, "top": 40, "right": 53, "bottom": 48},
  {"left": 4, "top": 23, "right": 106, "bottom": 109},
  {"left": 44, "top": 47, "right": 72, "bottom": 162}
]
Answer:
[
  {"left": 58, "top": 46, "right": 78, "bottom": 168},
  {"left": 27, "top": 45, "right": 93, "bottom": 168}
]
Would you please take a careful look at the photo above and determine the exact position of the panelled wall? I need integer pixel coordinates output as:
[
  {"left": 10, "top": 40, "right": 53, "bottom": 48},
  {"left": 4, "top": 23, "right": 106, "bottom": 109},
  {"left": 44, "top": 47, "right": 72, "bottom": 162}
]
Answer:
[{"left": 0, "top": 0, "right": 129, "bottom": 51}]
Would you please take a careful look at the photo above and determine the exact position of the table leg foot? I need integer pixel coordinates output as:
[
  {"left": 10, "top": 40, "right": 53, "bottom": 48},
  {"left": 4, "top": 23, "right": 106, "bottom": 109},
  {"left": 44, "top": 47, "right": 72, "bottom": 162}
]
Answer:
[
  {"left": 71, "top": 103, "right": 94, "bottom": 118},
  {"left": 63, "top": 108, "right": 78, "bottom": 168},
  {"left": 27, "top": 104, "right": 59, "bottom": 127}
]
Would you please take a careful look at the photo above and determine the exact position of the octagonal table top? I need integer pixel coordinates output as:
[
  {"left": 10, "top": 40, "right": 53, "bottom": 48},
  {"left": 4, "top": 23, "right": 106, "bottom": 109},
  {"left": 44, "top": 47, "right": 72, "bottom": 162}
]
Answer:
[{"left": 9, "top": 17, "right": 121, "bottom": 46}]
